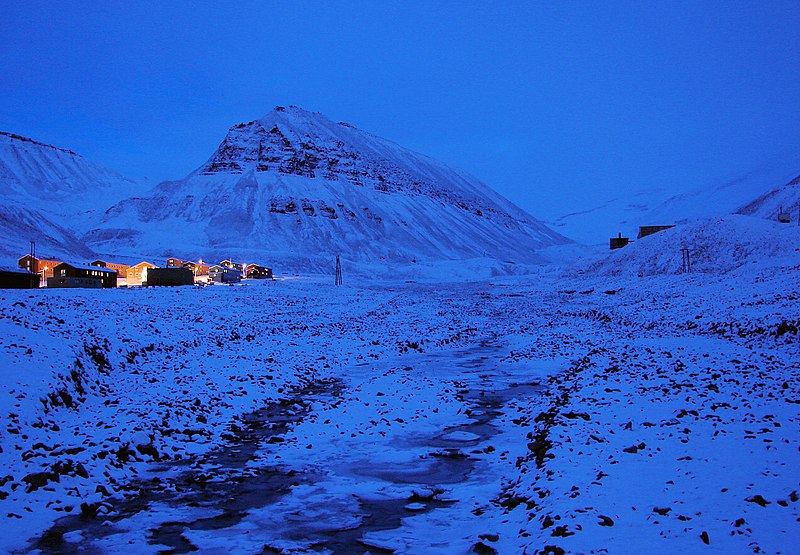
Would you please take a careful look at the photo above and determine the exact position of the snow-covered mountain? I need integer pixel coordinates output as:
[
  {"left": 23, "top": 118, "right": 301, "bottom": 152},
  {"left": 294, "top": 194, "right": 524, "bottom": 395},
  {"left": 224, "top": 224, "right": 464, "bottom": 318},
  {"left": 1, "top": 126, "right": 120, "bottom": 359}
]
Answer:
[
  {"left": 737, "top": 173, "right": 800, "bottom": 223},
  {"left": 87, "top": 106, "right": 569, "bottom": 273},
  {"left": 0, "top": 131, "right": 142, "bottom": 261}
]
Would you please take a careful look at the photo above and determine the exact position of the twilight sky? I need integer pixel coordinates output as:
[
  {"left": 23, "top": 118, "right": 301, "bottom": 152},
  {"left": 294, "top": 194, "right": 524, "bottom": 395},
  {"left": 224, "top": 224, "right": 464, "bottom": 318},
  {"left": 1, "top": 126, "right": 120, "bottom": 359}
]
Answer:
[{"left": 1, "top": 1, "right": 798, "bottom": 220}]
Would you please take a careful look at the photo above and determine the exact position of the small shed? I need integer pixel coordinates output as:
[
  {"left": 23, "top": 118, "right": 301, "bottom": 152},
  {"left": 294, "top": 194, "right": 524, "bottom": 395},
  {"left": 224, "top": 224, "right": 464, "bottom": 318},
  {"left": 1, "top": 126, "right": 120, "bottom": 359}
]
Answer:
[
  {"left": 49, "top": 262, "right": 117, "bottom": 288},
  {"left": 209, "top": 265, "right": 241, "bottom": 283},
  {"left": 638, "top": 225, "right": 675, "bottom": 239},
  {"left": 0, "top": 266, "right": 39, "bottom": 289},
  {"left": 609, "top": 233, "right": 629, "bottom": 250},
  {"left": 145, "top": 267, "right": 194, "bottom": 286}
]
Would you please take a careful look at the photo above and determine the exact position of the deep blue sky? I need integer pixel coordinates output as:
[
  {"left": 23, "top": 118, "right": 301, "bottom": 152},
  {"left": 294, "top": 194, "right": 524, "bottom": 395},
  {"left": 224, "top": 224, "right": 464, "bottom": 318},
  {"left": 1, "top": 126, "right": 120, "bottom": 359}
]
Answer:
[{"left": 1, "top": 1, "right": 798, "bottom": 218}]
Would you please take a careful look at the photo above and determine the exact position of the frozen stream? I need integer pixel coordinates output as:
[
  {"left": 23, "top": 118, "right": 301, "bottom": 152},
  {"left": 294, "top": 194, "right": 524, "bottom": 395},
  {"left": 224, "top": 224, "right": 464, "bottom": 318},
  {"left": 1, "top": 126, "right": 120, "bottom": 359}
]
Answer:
[{"left": 31, "top": 338, "right": 547, "bottom": 554}]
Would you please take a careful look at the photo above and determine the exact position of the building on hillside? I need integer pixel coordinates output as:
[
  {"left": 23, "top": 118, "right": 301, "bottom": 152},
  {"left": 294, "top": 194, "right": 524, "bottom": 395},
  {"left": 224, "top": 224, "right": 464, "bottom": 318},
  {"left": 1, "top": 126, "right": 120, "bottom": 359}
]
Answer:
[
  {"left": 209, "top": 265, "right": 241, "bottom": 283},
  {"left": 91, "top": 260, "right": 130, "bottom": 278},
  {"left": 195, "top": 261, "right": 210, "bottom": 276},
  {"left": 637, "top": 225, "right": 675, "bottom": 239},
  {"left": 166, "top": 257, "right": 185, "bottom": 268},
  {"left": 182, "top": 261, "right": 211, "bottom": 278},
  {"left": 126, "top": 261, "right": 157, "bottom": 285},
  {"left": 0, "top": 267, "right": 39, "bottom": 289},
  {"left": 144, "top": 267, "right": 194, "bottom": 286},
  {"left": 778, "top": 208, "right": 791, "bottom": 223},
  {"left": 18, "top": 255, "right": 62, "bottom": 283},
  {"left": 48, "top": 262, "right": 117, "bottom": 288},
  {"left": 245, "top": 264, "right": 273, "bottom": 279},
  {"left": 220, "top": 259, "right": 243, "bottom": 272},
  {"left": 609, "top": 233, "right": 629, "bottom": 250}
]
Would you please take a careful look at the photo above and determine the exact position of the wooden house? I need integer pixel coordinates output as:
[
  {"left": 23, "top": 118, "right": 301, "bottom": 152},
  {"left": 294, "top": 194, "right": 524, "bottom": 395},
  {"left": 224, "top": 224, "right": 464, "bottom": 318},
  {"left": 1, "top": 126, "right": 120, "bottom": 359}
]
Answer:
[
  {"left": 637, "top": 225, "right": 675, "bottom": 239},
  {"left": 166, "top": 257, "right": 185, "bottom": 268},
  {"left": 245, "top": 264, "right": 273, "bottom": 279},
  {"left": 195, "top": 261, "right": 210, "bottom": 276},
  {"left": 220, "top": 259, "right": 243, "bottom": 272},
  {"left": 18, "top": 255, "right": 62, "bottom": 282},
  {"left": 126, "top": 261, "right": 157, "bottom": 285},
  {"left": 0, "top": 266, "right": 39, "bottom": 289},
  {"left": 609, "top": 233, "right": 629, "bottom": 250},
  {"left": 48, "top": 262, "right": 117, "bottom": 288},
  {"left": 91, "top": 259, "right": 130, "bottom": 277},
  {"left": 209, "top": 265, "right": 241, "bottom": 283},
  {"left": 145, "top": 267, "right": 194, "bottom": 286}
]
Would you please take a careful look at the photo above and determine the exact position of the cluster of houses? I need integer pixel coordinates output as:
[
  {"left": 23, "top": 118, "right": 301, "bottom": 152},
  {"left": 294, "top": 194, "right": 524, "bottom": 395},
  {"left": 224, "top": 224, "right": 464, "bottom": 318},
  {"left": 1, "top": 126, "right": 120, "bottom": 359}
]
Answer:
[{"left": 0, "top": 255, "right": 273, "bottom": 289}]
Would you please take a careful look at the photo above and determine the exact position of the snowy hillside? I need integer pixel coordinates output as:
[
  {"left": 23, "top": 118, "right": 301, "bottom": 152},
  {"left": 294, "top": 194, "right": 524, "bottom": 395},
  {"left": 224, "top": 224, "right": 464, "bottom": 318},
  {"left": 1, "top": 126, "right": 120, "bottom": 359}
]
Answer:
[
  {"left": 0, "top": 200, "right": 94, "bottom": 261},
  {"left": 0, "top": 131, "right": 142, "bottom": 262},
  {"left": 572, "top": 214, "right": 800, "bottom": 277},
  {"left": 737, "top": 173, "right": 800, "bottom": 223},
  {"left": 549, "top": 163, "right": 800, "bottom": 244},
  {"left": 86, "top": 107, "right": 568, "bottom": 272}
]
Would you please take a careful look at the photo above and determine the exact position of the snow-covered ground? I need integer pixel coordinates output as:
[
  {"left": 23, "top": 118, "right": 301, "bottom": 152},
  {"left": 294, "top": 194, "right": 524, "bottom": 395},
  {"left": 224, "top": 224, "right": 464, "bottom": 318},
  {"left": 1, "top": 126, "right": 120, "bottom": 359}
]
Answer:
[{"left": 1, "top": 240, "right": 798, "bottom": 553}]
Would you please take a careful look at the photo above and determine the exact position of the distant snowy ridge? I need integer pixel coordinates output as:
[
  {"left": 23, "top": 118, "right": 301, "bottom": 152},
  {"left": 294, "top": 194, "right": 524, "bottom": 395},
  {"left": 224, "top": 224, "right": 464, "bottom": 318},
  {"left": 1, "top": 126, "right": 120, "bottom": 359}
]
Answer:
[
  {"left": 87, "top": 106, "right": 569, "bottom": 273},
  {"left": 550, "top": 162, "right": 800, "bottom": 244},
  {"left": 0, "top": 131, "right": 141, "bottom": 213},
  {"left": 0, "top": 132, "right": 143, "bottom": 262},
  {"left": 737, "top": 173, "right": 800, "bottom": 223}
]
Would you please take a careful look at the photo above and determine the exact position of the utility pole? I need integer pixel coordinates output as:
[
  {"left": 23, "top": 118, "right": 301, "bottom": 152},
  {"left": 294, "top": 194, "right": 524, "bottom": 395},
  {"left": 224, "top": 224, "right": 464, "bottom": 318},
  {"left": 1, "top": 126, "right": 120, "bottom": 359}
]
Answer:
[
  {"left": 335, "top": 255, "right": 343, "bottom": 286},
  {"left": 681, "top": 248, "right": 691, "bottom": 273}
]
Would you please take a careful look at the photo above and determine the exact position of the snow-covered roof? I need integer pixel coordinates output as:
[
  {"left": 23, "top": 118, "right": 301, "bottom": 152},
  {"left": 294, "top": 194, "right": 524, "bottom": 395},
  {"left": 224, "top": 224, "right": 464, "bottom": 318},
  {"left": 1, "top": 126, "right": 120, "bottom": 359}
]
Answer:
[{"left": 0, "top": 266, "right": 35, "bottom": 274}]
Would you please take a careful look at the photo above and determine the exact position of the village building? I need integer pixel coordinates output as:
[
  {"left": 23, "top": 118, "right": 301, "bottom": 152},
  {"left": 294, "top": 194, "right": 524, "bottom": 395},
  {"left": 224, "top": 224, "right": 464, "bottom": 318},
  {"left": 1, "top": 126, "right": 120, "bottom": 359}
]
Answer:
[
  {"left": 637, "top": 225, "right": 675, "bottom": 239},
  {"left": 220, "top": 259, "right": 243, "bottom": 272},
  {"left": 182, "top": 261, "right": 211, "bottom": 278},
  {"left": 245, "top": 264, "right": 273, "bottom": 279},
  {"left": 166, "top": 257, "right": 185, "bottom": 268},
  {"left": 91, "top": 260, "right": 131, "bottom": 277},
  {"left": 609, "top": 232, "right": 629, "bottom": 250},
  {"left": 126, "top": 261, "right": 157, "bottom": 285},
  {"left": 209, "top": 265, "right": 241, "bottom": 283},
  {"left": 18, "top": 255, "right": 62, "bottom": 283},
  {"left": 145, "top": 267, "right": 194, "bottom": 286},
  {"left": 48, "top": 262, "right": 117, "bottom": 288},
  {"left": 0, "top": 266, "right": 39, "bottom": 289}
]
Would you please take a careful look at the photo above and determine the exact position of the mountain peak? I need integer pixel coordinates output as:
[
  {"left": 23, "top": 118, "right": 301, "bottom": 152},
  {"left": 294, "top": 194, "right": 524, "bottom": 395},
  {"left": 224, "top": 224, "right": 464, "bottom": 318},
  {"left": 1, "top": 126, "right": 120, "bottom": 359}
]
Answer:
[{"left": 90, "top": 107, "right": 569, "bottom": 271}]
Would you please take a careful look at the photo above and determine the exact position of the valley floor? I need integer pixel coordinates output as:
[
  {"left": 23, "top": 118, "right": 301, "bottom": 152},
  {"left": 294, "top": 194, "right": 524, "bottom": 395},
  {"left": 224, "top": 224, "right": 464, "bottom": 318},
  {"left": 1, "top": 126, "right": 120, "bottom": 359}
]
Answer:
[{"left": 0, "top": 264, "right": 797, "bottom": 554}]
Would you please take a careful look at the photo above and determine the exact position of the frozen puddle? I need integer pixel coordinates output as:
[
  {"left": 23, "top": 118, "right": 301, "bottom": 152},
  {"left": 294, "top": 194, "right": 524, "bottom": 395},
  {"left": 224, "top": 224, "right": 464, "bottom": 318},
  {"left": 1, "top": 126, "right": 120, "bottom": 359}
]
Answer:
[{"left": 30, "top": 340, "right": 547, "bottom": 554}]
